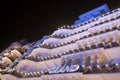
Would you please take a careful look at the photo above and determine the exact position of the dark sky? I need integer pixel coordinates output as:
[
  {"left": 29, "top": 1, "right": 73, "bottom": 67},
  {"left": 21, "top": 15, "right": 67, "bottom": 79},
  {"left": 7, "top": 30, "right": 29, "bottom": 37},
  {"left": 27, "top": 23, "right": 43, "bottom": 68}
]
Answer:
[{"left": 1, "top": 0, "right": 120, "bottom": 51}]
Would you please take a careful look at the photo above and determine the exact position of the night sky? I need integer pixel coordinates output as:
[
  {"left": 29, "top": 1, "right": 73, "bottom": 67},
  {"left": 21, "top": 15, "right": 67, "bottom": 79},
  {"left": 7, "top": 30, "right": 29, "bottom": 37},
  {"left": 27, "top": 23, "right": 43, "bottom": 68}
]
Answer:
[{"left": 1, "top": 0, "right": 120, "bottom": 51}]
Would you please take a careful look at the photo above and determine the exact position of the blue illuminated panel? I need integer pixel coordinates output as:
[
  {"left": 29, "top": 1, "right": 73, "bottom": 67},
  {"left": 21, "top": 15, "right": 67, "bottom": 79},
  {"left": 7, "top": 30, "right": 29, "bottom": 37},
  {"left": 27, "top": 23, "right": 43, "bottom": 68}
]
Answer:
[{"left": 73, "top": 4, "right": 110, "bottom": 26}]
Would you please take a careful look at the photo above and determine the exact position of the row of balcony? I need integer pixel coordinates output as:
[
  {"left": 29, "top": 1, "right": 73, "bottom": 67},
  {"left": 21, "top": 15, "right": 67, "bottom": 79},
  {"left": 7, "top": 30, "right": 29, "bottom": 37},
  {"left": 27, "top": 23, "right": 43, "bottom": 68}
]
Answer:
[
  {"left": 2, "top": 61, "right": 119, "bottom": 78},
  {"left": 40, "top": 26, "right": 120, "bottom": 49},
  {"left": 25, "top": 40, "right": 120, "bottom": 62},
  {"left": 57, "top": 8, "right": 120, "bottom": 30}
]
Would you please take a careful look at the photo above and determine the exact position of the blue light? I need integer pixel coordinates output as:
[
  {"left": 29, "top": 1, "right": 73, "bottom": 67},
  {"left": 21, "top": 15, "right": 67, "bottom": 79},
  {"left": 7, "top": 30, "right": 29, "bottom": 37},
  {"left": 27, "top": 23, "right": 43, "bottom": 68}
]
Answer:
[{"left": 73, "top": 4, "right": 110, "bottom": 26}]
